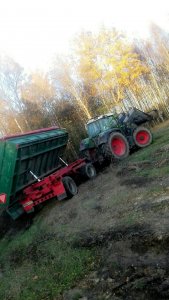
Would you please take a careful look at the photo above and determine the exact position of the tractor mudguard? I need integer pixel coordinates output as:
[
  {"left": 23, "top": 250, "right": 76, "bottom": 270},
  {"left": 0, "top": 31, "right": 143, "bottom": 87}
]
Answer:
[
  {"left": 97, "top": 129, "right": 121, "bottom": 146},
  {"left": 79, "top": 138, "right": 96, "bottom": 151}
]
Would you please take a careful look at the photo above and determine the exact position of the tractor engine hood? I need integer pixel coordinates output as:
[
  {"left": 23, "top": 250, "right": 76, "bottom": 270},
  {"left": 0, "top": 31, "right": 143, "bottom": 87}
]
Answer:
[{"left": 79, "top": 138, "right": 96, "bottom": 151}]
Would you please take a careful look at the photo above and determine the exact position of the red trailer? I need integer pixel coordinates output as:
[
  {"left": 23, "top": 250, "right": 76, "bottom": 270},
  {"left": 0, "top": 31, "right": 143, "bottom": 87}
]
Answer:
[
  {"left": 0, "top": 127, "right": 96, "bottom": 219},
  {"left": 20, "top": 158, "right": 95, "bottom": 215}
]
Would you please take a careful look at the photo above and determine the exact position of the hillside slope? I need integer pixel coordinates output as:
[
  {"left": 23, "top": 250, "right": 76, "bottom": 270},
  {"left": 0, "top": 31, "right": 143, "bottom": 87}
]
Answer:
[{"left": 1, "top": 122, "right": 169, "bottom": 299}]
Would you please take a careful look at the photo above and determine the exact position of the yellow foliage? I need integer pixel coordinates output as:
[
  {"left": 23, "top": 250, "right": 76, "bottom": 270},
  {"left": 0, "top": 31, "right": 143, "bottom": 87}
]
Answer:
[
  {"left": 21, "top": 72, "right": 55, "bottom": 103},
  {"left": 74, "top": 28, "right": 150, "bottom": 105}
]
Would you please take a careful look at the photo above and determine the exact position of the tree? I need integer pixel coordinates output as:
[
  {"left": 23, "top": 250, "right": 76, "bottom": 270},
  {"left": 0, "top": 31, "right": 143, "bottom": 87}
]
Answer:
[
  {"left": 0, "top": 56, "right": 28, "bottom": 134},
  {"left": 51, "top": 56, "right": 92, "bottom": 120},
  {"left": 74, "top": 28, "right": 149, "bottom": 111},
  {"left": 21, "top": 71, "right": 58, "bottom": 129}
]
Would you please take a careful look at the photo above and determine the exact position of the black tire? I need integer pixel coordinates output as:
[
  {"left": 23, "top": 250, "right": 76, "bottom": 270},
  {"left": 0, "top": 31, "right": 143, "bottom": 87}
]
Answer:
[
  {"left": 62, "top": 176, "right": 78, "bottom": 198},
  {"left": 133, "top": 127, "right": 152, "bottom": 148},
  {"left": 108, "top": 132, "right": 129, "bottom": 159},
  {"left": 82, "top": 163, "right": 96, "bottom": 179},
  {"left": 102, "top": 143, "right": 112, "bottom": 158}
]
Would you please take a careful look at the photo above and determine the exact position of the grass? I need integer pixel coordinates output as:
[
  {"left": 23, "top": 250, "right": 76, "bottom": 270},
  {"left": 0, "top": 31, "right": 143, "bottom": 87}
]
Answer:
[
  {"left": 144, "top": 185, "right": 166, "bottom": 197},
  {"left": 118, "top": 211, "right": 143, "bottom": 226},
  {"left": 0, "top": 221, "right": 94, "bottom": 300},
  {"left": 132, "top": 278, "right": 146, "bottom": 290},
  {"left": 123, "top": 122, "right": 169, "bottom": 178},
  {"left": 137, "top": 165, "right": 169, "bottom": 178}
]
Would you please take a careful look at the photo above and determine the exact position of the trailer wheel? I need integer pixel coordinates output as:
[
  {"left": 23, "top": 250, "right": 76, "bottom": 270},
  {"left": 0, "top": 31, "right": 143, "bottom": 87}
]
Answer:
[
  {"left": 82, "top": 163, "right": 96, "bottom": 179},
  {"left": 108, "top": 132, "right": 129, "bottom": 159},
  {"left": 62, "top": 176, "right": 78, "bottom": 198},
  {"left": 133, "top": 127, "right": 152, "bottom": 148}
]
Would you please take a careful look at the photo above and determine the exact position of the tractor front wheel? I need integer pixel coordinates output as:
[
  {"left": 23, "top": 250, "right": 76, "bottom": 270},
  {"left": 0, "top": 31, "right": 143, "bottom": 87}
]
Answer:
[
  {"left": 133, "top": 127, "right": 152, "bottom": 148},
  {"left": 108, "top": 132, "right": 129, "bottom": 159}
]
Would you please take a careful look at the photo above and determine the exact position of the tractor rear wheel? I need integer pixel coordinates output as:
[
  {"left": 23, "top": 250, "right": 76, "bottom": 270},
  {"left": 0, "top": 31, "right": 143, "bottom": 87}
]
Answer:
[
  {"left": 108, "top": 132, "right": 129, "bottom": 159},
  {"left": 62, "top": 176, "right": 78, "bottom": 198},
  {"left": 133, "top": 127, "right": 152, "bottom": 148}
]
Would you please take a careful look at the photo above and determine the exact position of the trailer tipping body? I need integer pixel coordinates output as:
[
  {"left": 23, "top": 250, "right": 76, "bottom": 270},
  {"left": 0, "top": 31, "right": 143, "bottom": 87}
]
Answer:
[{"left": 0, "top": 127, "right": 96, "bottom": 219}]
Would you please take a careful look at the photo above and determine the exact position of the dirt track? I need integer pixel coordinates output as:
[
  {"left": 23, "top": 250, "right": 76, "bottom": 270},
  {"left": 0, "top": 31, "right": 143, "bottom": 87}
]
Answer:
[{"left": 37, "top": 156, "right": 169, "bottom": 300}]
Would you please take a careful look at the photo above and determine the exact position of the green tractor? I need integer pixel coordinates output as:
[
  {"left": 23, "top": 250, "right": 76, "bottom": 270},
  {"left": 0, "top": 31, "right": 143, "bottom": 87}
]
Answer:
[{"left": 80, "top": 108, "right": 153, "bottom": 163}]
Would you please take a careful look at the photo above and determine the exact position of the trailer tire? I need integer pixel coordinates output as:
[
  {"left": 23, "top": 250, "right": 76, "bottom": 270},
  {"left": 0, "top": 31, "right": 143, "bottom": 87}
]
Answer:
[
  {"left": 133, "top": 127, "right": 152, "bottom": 148},
  {"left": 62, "top": 176, "right": 78, "bottom": 198},
  {"left": 108, "top": 132, "right": 129, "bottom": 159},
  {"left": 82, "top": 163, "right": 96, "bottom": 179}
]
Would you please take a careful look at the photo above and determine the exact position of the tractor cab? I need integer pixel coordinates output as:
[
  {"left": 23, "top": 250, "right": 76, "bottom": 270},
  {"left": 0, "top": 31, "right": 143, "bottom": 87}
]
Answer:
[{"left": 86, "top": 114, "right": 119, "bottom": 138}]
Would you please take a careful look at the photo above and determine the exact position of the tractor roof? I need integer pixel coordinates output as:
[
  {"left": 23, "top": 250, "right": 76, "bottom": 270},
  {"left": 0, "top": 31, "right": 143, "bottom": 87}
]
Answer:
[{"left": 87, "top": 113, "right": 114, "bottom": 125}]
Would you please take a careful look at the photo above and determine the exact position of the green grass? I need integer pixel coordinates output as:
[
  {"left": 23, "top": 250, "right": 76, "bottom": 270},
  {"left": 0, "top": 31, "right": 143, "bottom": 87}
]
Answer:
[
  {"left": 118, "top": 212, "right": 142, "bottom": 226},
  {"left": 144, "top": 185, "right": 166, "bottom": 197},
  {"left": 0, "top": 221, "right": 94, "bottom": 300},
  {"left": 136, "top": 164, "right": 169, "bottom": 178},
  {"left": 132, "top": 278, "right": 146, "bottom": 290},
  {"left": 123, "top": 124, "right": 169, "bottom": 178}
]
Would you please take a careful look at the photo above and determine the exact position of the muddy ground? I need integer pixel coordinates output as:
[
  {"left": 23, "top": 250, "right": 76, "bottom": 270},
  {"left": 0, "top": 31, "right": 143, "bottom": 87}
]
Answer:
[
  {"left": 60, "top": 167, "right": 169, "bottom": 300},
  {"left": 44, "top": 154, "right": 169, "bottom": 299}
]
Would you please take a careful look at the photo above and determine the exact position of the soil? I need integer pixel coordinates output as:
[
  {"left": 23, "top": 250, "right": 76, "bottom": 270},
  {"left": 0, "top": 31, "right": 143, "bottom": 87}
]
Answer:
[
  {"left": 70, "top": 224, "right": 169, "bottom": 300},
  {"left": 24, "top": 156, "right": 166, "bottom": 300},
  {"left": 0, "top": 210, "right": 33, "bottom": 239}
]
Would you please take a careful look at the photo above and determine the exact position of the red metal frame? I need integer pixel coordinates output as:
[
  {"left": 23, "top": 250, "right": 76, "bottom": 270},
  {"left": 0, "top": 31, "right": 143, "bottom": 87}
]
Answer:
[{"left": 20, "top": 158, "right": 86, "bottom": 213}]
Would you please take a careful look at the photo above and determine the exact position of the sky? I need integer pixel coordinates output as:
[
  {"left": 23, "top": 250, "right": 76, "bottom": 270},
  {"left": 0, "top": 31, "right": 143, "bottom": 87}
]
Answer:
[{"left": 0, "top": 0, "right": 168, "bottom": 71}]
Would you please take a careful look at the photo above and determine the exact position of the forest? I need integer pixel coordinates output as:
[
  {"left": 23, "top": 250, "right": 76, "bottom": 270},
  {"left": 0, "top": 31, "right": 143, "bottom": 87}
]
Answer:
[{"left": 0, "top": 23, "right": 169, "bottom": 158}]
